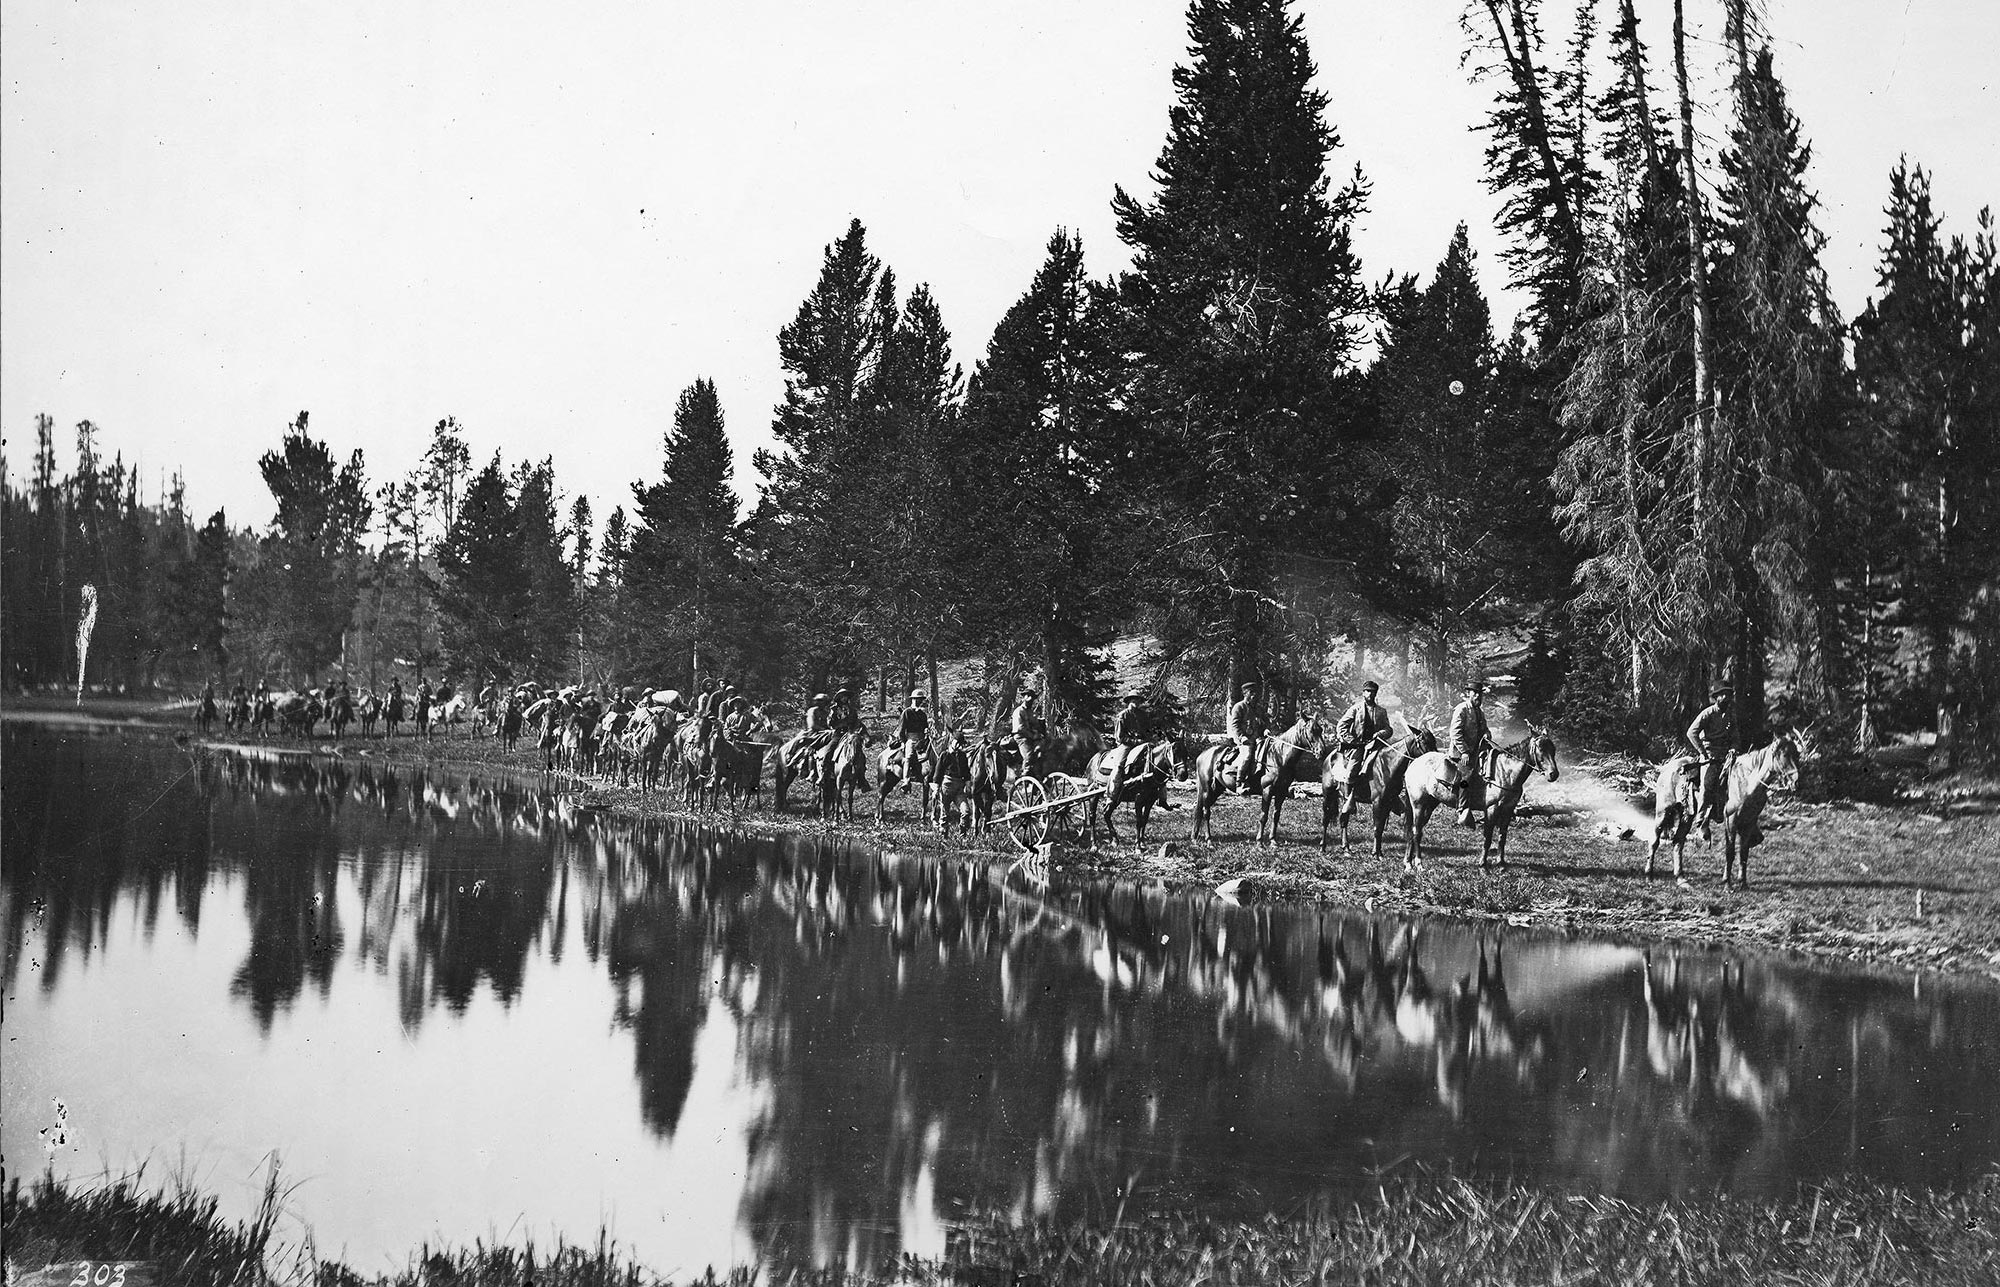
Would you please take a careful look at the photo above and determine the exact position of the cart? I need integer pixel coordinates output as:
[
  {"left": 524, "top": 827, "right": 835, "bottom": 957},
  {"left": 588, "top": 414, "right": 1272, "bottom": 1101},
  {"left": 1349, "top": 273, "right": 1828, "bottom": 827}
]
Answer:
[{"left": 997, "top": 772, "right": 1108, "bottom": 851}]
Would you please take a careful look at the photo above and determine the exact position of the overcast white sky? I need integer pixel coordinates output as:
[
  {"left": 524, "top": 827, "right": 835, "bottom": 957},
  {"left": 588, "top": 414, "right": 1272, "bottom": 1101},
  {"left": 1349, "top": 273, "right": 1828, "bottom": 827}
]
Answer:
[{"left": 3, "top": 0, "right": 1993, "bottom": 531}]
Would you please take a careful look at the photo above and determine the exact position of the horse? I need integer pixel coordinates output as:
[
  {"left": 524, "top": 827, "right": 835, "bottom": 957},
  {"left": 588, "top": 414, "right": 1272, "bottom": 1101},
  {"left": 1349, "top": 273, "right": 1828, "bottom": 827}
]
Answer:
[
  {"left": 195, "top": 690, "right": 219, "bottom": 734},
  {"left": 710, "top": 733, "right": 767, "bottom": 809},
  {"left": 500, "top": 697, "right": 524, "bottom": 751},
  {"left": 274, "top": 691, "right": 324, "bottom": 740},
  {"left": 357, "top": 692, "right": 381, "bottom": 737},
  {"left": 1322, "top": 725, "right": 1439, "bottom": 854},
  {"left": 1399, "top": 743, "right": 1490, "bottom": 874},
  {"left": 875, "top": 733, "right": 942, "bottom": 824},
  {"left": 819, "top": 731, "right": 868, "bottom": 821},
  {"left": 384, "top": 690, "right": 406, "bottom": 738},
  {"left": 1475, "top": 729, "right": 1561, "bottom": 868},
  {"left": 966, "top": 738, "right": 1004, "bottom": 836},
  {"left": 1081, "top": 738, "right": 1183, "bottom": 846},
  {"left": 1717, "top": 735, "right": 1800, "bottom": 888},
  {"left": 625, "top": 708, "right": 676, "bottom": 793},
  {"left": 1190, "top": 714, "right": 1332, "bottom": 844},
  {"left": 327, "top": 689, "right": 355, "bottom": 739}
]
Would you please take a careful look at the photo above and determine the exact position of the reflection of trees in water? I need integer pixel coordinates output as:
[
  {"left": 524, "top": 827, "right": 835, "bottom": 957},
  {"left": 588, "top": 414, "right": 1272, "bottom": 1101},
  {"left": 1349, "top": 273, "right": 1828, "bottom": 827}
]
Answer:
[
  {"left": 11, "top": 732, "right": 2000, "bottom": 1265},
  {"left": 2, "top": 727, "right": 214, "bottom": 996}
]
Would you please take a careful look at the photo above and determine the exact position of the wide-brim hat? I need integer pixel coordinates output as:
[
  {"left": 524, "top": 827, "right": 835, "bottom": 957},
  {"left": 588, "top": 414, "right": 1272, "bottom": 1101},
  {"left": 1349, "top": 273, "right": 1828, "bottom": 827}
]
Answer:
[
  {"left": 1710, "top": 683, "right": 1734, "bottom": 698},
  {"left": 911, "top": 690, "right": 925, "bottom": 699},
  {"left": 1361, "top": 680, "right": 1380, "bottom": 692},
  {"left": 812, "top": 693, "right": 829, "bottom": 703},
  {"left": 1463, "top": 679, "right": 1486, "bottom": 694}
]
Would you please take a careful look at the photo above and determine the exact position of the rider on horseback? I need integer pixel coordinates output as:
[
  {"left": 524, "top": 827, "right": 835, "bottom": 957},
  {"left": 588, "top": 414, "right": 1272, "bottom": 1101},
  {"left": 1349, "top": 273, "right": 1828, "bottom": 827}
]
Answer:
[
  {"left": 1448, "top": 679, "right": 1491, "bottom": 823},
  {"left": 825, "top": 686, "right": 869, "bottom": 790},
  {"left": 1335, "top": 680, "right": 1391, "bottom": 798},
  {"left": 786, "top": 692, "right": 833, "bottom": 779},
  {"left": 889, "top": 690, "right": 930, "bottom": 790},
  {"left": 1113, "top": 692, "right": 1149, "bottom": 746},
  {"left": 1228, "top": 682, "right": 1268, "bottom": 794},
  {"left": 1686, "top": 683, "right": 1736, "bottom": 826}
]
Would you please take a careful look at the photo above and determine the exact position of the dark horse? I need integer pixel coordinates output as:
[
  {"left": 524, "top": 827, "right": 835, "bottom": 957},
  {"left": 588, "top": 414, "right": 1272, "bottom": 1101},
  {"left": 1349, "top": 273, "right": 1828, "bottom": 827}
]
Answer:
[
  {"left": 819, "top": 731, "right": 868, "bottom": 821},
  {"left": 1190, "top": 714, "right": 1333, "bottom": 844},
  {"left": 1081, "top": 739, "right": 1183, "bottom": 845},
  {"left": 1322, "top": 725, "right": 1439, "bottom": 854}
]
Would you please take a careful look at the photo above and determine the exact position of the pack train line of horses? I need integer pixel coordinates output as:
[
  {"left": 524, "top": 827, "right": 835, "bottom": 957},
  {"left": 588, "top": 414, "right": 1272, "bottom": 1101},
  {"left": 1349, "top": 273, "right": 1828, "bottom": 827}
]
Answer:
[{"left": 190, "top": 679, "right": 1808, "bottom": 890}]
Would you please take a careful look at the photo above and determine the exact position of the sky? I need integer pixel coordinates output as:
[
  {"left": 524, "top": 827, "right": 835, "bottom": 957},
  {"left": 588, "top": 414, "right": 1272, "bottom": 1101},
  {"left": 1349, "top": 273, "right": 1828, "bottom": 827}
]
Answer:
[{"left": 3, "top": 0, "right": 1994, "bottom": 533}]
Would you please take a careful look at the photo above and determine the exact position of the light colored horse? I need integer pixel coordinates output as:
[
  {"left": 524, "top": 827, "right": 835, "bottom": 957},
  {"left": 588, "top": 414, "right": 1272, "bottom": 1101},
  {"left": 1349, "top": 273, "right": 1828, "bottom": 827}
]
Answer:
[
  {"left": 1649, "top": 734, "right": 1801, "bottom": 885},
  {"left": 1720, "top": 734, "right": 1801, "bottom": 888},
  {"left": 1400, "top": 736, "right": 1508, "bottom": 873},
  {"left": 1477, "top": 729, "right": 1561, "bottom": 869}
]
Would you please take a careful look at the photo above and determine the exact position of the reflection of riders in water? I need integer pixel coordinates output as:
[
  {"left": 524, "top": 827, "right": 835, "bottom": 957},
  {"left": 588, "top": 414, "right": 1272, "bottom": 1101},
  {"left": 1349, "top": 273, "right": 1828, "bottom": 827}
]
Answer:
[{"left": 1629, "top": 953, "right": 1783, "bottom": 1125}]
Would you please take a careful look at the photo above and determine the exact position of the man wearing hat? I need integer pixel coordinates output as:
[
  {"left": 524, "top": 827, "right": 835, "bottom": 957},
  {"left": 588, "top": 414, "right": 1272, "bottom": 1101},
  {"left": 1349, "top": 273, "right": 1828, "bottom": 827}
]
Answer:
[
  {"left": 1448, "top": 679, "right": 1492, "bottom": 822},
  {"left": 1010, "top": 686, "right": 1044, "bottom": 778},
  {"left": 1113, "top": 692, "right": 1151, "bottom": 746},
  {"left": 1335, "top": 680, "right": 1392, "bottom": 797},
  {"left": 1228, "top": 681, "right": 1268, "bottom": 794},
  {"left": 1687, "top": 683, "right": 1737, "bottom": 827},
  {"left": 891, "top": 689, "right": 932, "bottom": 788}
]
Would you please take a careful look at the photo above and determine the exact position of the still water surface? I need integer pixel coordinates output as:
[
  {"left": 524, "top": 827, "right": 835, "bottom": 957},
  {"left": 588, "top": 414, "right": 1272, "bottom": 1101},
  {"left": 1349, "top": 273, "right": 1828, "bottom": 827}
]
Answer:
[{"left": 4, "top": 723, "right": 1997, "bottom": 1273}]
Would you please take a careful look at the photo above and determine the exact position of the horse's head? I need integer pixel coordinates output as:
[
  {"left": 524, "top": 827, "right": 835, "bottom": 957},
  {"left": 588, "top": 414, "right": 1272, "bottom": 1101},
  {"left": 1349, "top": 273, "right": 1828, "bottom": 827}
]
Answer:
[
  {"left": 1528, "top": 725, "right": 1560, "bottom": 781},
  {"left": 1770, "top": 731, "right": 1803, "bottom": 790}
]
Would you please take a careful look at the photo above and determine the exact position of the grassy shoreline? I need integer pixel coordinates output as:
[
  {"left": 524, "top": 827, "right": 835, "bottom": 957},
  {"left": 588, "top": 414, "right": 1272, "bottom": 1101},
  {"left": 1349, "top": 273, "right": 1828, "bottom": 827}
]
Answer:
[
  {"left": 10, "top": 696, "right": 2000, "bottom": 980},
  {"left": 7, "top": 1166, "right": 1997, "bottom": 1286}
]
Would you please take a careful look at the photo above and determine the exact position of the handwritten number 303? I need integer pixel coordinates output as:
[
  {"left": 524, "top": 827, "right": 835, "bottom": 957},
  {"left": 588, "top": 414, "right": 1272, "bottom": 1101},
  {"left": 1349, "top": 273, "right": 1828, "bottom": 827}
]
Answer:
[{"left": 68, "top": 1265, "right": 129, "bottom": 1286}]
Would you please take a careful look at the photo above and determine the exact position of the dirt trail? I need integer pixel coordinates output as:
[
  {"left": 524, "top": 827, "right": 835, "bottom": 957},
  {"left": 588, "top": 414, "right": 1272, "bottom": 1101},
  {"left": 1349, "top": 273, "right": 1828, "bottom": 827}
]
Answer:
[{"left": 13, "top": 700, "right": 1996, "bottom": 981}]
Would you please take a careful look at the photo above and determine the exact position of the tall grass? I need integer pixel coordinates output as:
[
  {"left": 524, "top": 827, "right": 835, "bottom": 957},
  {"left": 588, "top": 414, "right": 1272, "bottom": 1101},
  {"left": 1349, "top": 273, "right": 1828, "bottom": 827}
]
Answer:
[{"left": 7, "top": 1167, "right": 1996, "bottom": 1286}]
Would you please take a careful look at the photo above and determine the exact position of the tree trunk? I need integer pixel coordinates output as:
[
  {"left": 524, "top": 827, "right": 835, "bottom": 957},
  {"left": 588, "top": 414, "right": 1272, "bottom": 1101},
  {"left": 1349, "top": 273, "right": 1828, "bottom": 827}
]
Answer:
[
  {"left": 1673, "top": 0, "right": 1716, "bottom": 528},
  {"left": 928, "top": 654, "right": 940, "bottom": 722}
]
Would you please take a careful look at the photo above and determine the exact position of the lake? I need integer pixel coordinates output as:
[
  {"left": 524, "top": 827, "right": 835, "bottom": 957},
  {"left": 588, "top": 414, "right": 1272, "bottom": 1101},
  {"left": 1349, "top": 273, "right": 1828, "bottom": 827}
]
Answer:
[{"left": 4, "top": 722, "right": 1996, "bottom": 1276}]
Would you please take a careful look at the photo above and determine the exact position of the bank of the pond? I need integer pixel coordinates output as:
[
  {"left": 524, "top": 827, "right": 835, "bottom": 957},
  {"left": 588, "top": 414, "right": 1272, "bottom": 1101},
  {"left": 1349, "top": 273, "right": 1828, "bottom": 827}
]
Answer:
[
  {"left": 204, "top": 720, "right": 2000, "bottom": 981},
  {"left": 11, "top": 697, "right": 1998, "bottom": 980},
  {"left": 7, "top": 1167, "right": 1996, "bottom": 1287}
]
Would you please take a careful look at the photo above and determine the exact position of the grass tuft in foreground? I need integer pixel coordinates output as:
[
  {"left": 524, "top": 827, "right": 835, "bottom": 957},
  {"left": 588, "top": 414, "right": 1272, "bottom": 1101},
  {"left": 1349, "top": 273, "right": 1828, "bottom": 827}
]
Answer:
[{"left": 7, "top": 1168, "right": 1998, "bottom": 1285}]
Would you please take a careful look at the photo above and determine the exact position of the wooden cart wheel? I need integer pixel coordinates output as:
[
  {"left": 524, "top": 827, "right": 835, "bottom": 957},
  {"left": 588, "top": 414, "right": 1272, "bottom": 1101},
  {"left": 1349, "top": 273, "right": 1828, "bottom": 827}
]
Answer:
[
  {"left": 1007, "top": 776, "right": 1048, "bottom": 851},
  {"left": 1046, "top": 772, "right": 1089, "bottom": 842}
]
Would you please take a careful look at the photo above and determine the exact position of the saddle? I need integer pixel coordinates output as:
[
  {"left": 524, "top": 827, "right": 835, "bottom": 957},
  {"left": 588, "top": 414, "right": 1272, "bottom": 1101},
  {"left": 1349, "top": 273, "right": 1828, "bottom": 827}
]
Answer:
[{"left": 1093, "top": 743, "right": 1152, "bottom": 784}]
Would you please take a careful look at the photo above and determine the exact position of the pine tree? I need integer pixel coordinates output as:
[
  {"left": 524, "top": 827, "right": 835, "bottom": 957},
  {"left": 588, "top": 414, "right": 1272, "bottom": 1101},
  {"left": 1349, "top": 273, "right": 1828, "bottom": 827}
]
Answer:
[
  {"left": 1854, "top": 163, "right": 2000, "bottom": 760},
  {"left": 233, "top": 412, "right": 372, "bottom": 682},
  {"left": 1107, "top": 0, "right": 1370, "bottom": 706},
  {"left": 955, "top": 229, "right": 1120, "bottom": 724},
  {"left": 1709, "top": 40, "right": 1845, "bottom": 741},
  {"left": 626, "top": 378, "right": 746, "bottom": 685},
  {"left": 434, "top": 455, "right": 520, "bottom": 681},
  {"left": 755, "top": 219, "right": 895, "bottom": 689}
]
